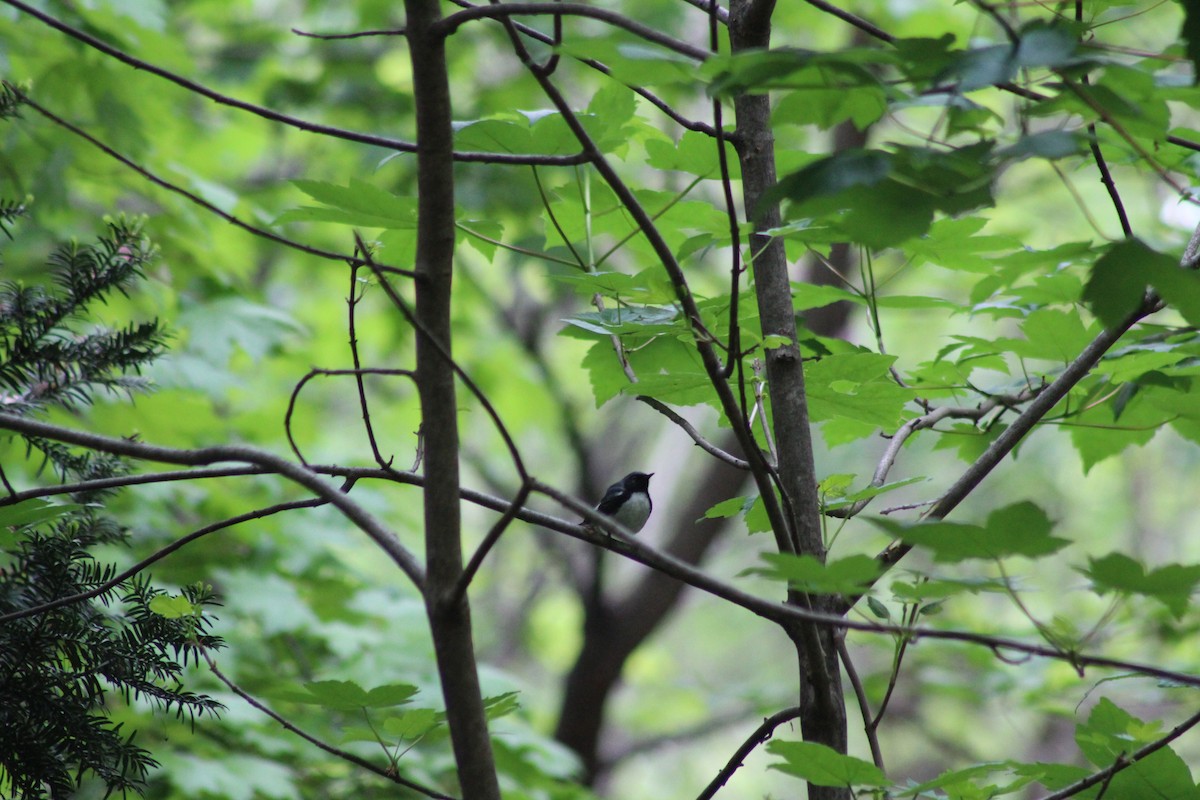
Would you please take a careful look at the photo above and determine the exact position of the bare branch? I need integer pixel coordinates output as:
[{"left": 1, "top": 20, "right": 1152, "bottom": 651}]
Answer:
[
  {"left": 838, "top": 638, "right": 885, "bottom": 772},
  {"left": 3, "top": 0, "right": 586, "bottom": 166},
  {"left": 347, "top": 263, "right": 399, "bottom": 471},
  {"left": 204, "top": 651, "right": 458, "bottom": 800},
  {"left": 871, "top": 299, "right": 1153, "bottom": 579},
  {"left": 446, "top": 0, "right": 719, "bottom": 136},
  {"left": 437, "top": 4, "right": 712, "bottom": 61},
  {"left": 827, "top": 386, "right": 1041, "bottom": 519},
  {"left": 285, "top": 367, "right": 417, "bottom": 467},
  {"left": 0, "top": 497, "right": 326, "bottom": 626},
  {"left": 361, "top": 239, "right": 529, "bottom": 481},
  {"left": 6, "top": 84, "right": 419, "bottom": 279},
  {"left": 0, "top": 466, "right": 266, "bottom": 505},
  {"left": 695, "top": 706, "right": 803, "bottom": 800},
  {"left": 0, "top": 412, "right": 425, "bottom": 587},
  {"left": 453, "top": 480, "right": 533, "bottom": 601},
  {"left": 293, "top": 26, "right": 406, "bottom": 40},
  {"left": 637, "top": 396, "right": 750, "bottom": 469}
]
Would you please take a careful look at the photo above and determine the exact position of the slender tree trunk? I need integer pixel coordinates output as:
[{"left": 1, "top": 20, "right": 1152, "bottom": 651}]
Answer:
[
  {"left": 729, "top": 2, "right": 850, "bottom": 798},
  {"left": 405, "top": 2, "right": 501, "bottom": 797}
]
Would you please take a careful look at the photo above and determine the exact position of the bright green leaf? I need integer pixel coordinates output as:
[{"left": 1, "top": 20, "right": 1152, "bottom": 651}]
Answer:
[{"left": 767, "top": 740, "right": 890, "bottom": 787}]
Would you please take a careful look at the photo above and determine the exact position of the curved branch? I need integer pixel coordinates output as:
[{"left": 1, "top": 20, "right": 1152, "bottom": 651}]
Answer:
[
  {"left": 0, "top": 412, "right": 425, "bottom": 587},
  {"left": 7, "top": 85, "right": 418, "bottom": 279},
  {"left": 438, "top": 3, "right": 711, "bottom": 61},
  {"left": 1035, "top": 706, "right": 1200, "bottom": 800},
  {"left": 637, "top": 396, "right": 750, "bottom": 469},
  {"left": 204, "top": 652, "right": 458, "bottom": 800},
  {"left": 3, "top": 0, "right": 586, "bottom": 166},
  {"left": 827, "top": 386, "right": 1041, "bottom": 519},
  {"left": 0, "top": 497, "right": 326, "bottom": 625},
  {"left": 446, "top": 0, "right": 719, "bottom": 136},
  {"left": 496, "top": 14, "right": 794, "bottom": 559},
  {"left": 0, "top": 465, "right": 266, "bottom": 505},
  {"left": 695, "top": 706, "right": 804, "bottom": 800},
  {"left": 284, "top": 367, "right": 417, "bottom": 467}
]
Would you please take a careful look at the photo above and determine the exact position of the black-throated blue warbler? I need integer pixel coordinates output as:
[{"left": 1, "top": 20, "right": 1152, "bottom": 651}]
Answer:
[{"left": 589, "top": 472, "right": 654, "bottom": 534}]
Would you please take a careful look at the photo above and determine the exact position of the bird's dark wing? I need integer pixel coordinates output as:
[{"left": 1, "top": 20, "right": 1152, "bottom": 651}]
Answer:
[{"left": 595, "top": 483, "right": 629, "bottom": 515}]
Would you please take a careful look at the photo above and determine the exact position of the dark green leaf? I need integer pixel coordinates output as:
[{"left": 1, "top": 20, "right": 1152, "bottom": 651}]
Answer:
[
  {"left": 1084, "top": 239, "right": 1160, "bottom": 328},
  {"left": 743, "top": 553, "right": 883, "bottom": 594},
  {"left": 870, "top": 501, "right": 1068, "bottom": 562},
  {"left": 1081, "top": 552, "right": 1200, "bottom": 618},
  {"left": 1014, "top": 22, "right": 1079, "bottom": 69}
]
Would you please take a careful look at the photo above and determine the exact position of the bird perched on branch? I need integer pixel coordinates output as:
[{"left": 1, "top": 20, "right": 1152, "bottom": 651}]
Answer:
[{"left": 587, "top": 472, "right": 654, "bottom": 534}]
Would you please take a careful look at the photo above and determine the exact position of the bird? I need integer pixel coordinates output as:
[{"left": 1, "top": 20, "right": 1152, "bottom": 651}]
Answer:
[{"left": 589, "top": 472, "right": 654, "bottom": 534}]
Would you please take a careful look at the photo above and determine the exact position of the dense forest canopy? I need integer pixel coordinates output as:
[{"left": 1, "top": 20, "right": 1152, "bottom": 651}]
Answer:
[{"left": 3, "top": 0, "right": 1200, "bottom": 798}]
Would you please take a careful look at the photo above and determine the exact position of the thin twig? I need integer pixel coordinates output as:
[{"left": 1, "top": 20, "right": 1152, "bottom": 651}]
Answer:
[
  {"left": 0, "top": 412, "right": 425, "bottom": 586},
  {"left": 292, "top": 27, "right": 406, "bottom": 40},
  {"left": 284, "top": 367, "right": 417, "bottom": 467},
  {"left": 637, "top": 396, "right": 750, "bottom": 469},
  {"left": 827, "top": 386, "right": 1041, "bottom": 519},
  {"left": 359, "top": 236, "right": 529, "bottom": 481},
  {"left": 437, "top": 3, "right": 711, "bottom": 61},
  {"left": 453, "top": 480, "right": 533, "bottom": 601},
  {"left": 445, "top": 0, "right": 719, "bottom": 136},
  {"left": 695, "top": 706, "right": 803, "bottom": 800},
  {"left": 1034, "top": 706, "right": 1200, "bottom": 800},
  {"left": 838, "top": 638, "right": 885, "bottom": 772},
  {"left": 3, "top": 0, "right": 586, "bottom": 166},
  {"left": 6, "top": 85, "right": 419, "bottom": 279},
  {"left": 0, "top": 497, "right": 326, "bottom": 625},
  {"left": 347, "top": 261, "right": 397, "bottom": 470},
  {"left": 0, "top": 466, "right": 266, "bottom": 505},
  {"left": 204, "top": 652, "right": 457, "bottom": 800}
]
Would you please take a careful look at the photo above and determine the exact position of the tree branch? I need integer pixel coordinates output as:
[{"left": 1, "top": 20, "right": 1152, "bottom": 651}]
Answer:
[
  {"left": 0, "top": 466, "right": 266, "bottom": 505},
  {"left": 204, "top": 652, "right": 458, "bottom": 800},
  {"left": 0, "top": 412, "right": 425, "bottom": 587},
  {"left": 636, "top": 396, "right": 750, "bottom": 469},
  {"left": 0, "top": 497, "right": 326, "bottom": 625},
  {"left": 403, "top": 0, "right": 501, "bottom": 794},
  {"left": 438, "top": 3, "right": 712, "bottom": 61},
  {"left": 695, "top": 706, "right": 803, "bottom": 800},
  {"left": 6, "top": 84, "right": 419, "bottom": 279},
  {"left": 1034, "top": 706, "right": 1200, "bottom": 800},
  {"left": 2, "top": 0, "right": 587, "bottom": 166}
]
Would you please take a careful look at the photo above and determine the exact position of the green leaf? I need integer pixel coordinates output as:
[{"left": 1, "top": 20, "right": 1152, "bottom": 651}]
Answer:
[
  {"left": 148, "top": 594, "right": 201, "bottom": 619},
  {"left": 870, "top": 501, "right": 1068, "bottom": 563},
  {"left": 822, "top": 476, "right": 926, "bottom": 512},
  {"left": 1075, "top": 700, "right": 1200, "bottom": 799},
  {"left": 560, "top": 305, "right": 681, "bottom": 336},
  {"left": 943, "top": 43, "right": 1015, "bottom": 92},
  {"left": 744, "top": 553, "right": 883, "bottom": 594},
  {"left": 767, "top": 149, "right": 892, "bottom": 211},
  {"left": 703, "top": 495, "right": 755, "bottom": 520},
  {"left": 767, "top": 740, "right": 890, "bottom": 787},
  {"left": 999, "top": 130, "right": 1085, "bottom": 161},
  {"left": 274, "top": 680, "right": 418, "bottom": 711},
  {"left": 1084, "top": 240, "right": 1159, "bottom": 328},
  {"left": 278, "top": 179, "right": 417, "bottom": 229},
  {"left": 866, "top": 596, "right": 891, "bottom": 620},
  {"left": 1080, "top": 552, "right": 1200, "bottom": 618},
  {"left": 805, "top": 352, "right": 912, "bottom": 430},
  {"left": 382, "top": 707, "right": 441, "bottom": 740},
  {"left": 0, "top": 499, "right": 84, "bottom": 529},
  {"left": 1013, "top": 22, "right": 1079, "bottom": 69},
  {"left": 645, "top": 130, "right": 740, "bottom": 178}
]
